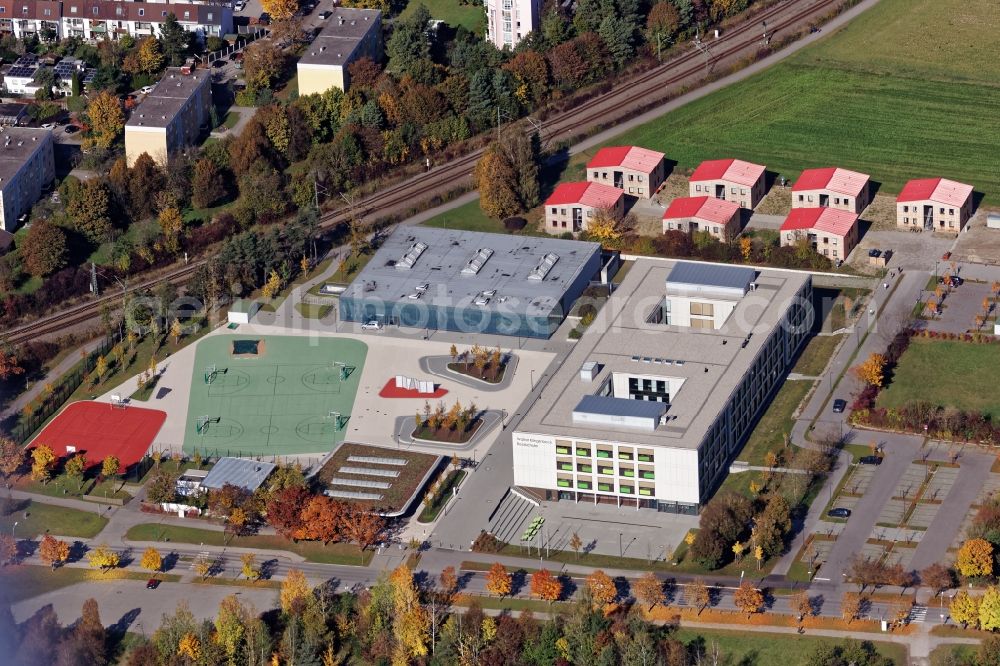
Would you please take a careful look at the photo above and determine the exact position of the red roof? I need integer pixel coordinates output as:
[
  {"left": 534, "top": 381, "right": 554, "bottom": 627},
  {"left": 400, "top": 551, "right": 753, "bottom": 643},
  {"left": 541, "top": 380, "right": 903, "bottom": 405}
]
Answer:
[
  {"left": 781, "top": 208, "right": 858, "bottom": 237},
  {"left": 663, "top": 196, "right": 739, "bottom": 225},
  {"left": 546, "top": 181, "right": 623, "bottom": 209},
  {"left": 897, "top": 178, "right": 973, "bottom": 207},
  {"left": 588, "top": 146, "right": 665, "bottom": 173},
  {"left": 689, "top": 158, "right": 766, "bottom": 187},
  {"left": 793, "top": 167, "right": 870, "bottom": 197}
]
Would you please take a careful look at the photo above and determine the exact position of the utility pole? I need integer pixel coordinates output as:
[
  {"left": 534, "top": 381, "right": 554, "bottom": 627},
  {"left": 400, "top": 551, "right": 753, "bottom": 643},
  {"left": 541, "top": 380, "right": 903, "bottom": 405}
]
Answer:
[
  {"left": 761, "top": 20, "right": 770, "bottom": 47},
  {"left": 694, "top": 29, "right": 711, "bottom": 73},
  {"left": 90, "top": 262, "right": 98, "bottom": 296}
]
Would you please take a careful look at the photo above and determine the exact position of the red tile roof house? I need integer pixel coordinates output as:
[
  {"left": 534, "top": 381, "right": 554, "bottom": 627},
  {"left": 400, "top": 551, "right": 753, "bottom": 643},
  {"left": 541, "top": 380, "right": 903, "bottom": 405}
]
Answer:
[
  {"left": 780, "top": 207, "right": 859, "bottom": 262},
  {"left": 896, "top": 178, "right": 974, "bottom": 234},
  {"left": 586, "top": 146, "right": 666, "bottom": 199},
  {"left": 544, "top": 181, "right": 625, "bottom": 235},
  {"left": 662, "top": 196, "right": 741, "bottom": 241},
  {"left": 792, "top": 167, "right": 871, "bottom": 215},
  {"left": 688, "top": 158, "right": 767, "bottom": 209}
]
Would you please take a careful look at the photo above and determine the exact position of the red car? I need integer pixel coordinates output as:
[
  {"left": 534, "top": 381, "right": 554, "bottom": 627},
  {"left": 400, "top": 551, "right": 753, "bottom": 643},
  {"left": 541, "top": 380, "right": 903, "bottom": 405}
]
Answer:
[
  {"left": 146, "top": 578, "right": 160, "bottom": 589},
  {"left": 942, "top": 251, "right": 952, "bottom": 260}
]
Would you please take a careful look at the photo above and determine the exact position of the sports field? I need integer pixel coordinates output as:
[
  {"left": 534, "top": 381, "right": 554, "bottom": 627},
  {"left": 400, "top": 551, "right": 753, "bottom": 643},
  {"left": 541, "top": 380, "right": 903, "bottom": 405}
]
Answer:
[
  {"left": 183, "top": 335, "right": 368, "bottom": 457},
  {"left": 30, "top": 401, "right": 166, "bottom": 471},
  {"left": 611, "top": 0, "right": 1000, "bottom": 198}
]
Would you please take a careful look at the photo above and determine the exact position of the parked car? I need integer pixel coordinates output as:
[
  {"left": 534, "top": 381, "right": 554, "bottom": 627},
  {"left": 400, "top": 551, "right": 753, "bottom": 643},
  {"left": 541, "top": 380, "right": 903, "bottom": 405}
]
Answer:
[
  {"left": 937, "top": 275, "right": 963, "bottom": 287},
  {"left": 832, "top": 399, "right": 847, "bottom": 413},
  {"left": 234, "top": 0, "right": 246, "bottom": 10},
  {"left": 361, "top": 320, "right": 383, "bottom": 331},
  {"left": 942, "top": 251, "right": 952, "bottom": 260},
  {"left": 827, "top": 507, "right": 851, "bottom": 519},
  {"left": 64, "top": 125, "right": 78, "bottom": 134},
  {"left": 859, "top": 455, "right": 882, "bottom": 465},
  {"left": 319, "top": 10, "right": 332, "bottom": 19},
  {"left": 140, "top": 85, "right": 154, "bottom": 94},
  {"left": 41, "top": 122, "right": 54, "bottom": 129},
  {"left": 212, "top": 59, "right": 225, "bottom": 68},
  {"left": 146, "top": 578, "right": 160, "bottom": 589}
]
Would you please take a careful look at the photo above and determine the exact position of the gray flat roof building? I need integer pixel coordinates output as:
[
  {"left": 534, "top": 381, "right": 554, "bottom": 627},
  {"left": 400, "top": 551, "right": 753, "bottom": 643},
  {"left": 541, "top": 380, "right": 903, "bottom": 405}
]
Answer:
[
  {"left": 340, "top": 227, "right": 603, "bottom": 338},
  {"left": 513, "top": 259, "right": 812, "bottom": 512},
  {"left": 0, "top": 127, "right": 55, "bottom": 232},
  {"left": 298, "top": 8, "right": 382, "bottom": 94},
  {"left": 127, "top": 68, "right": 212, "bottom": 129},
  {"left": 200, "top": 457, "right": 277, "bottom": 493}
]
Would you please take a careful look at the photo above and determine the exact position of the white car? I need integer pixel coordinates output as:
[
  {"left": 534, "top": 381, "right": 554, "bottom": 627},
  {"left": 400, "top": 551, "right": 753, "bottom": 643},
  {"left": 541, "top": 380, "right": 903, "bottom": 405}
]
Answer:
[
  {"left": 361, "top": 320, "right": 383, "bottom": 331},
  {"left": 41, "top": 122, "right": 55, "bottom": 129},
  {"left": 140, "top": 85, "right": 154, "bottom": 94}
]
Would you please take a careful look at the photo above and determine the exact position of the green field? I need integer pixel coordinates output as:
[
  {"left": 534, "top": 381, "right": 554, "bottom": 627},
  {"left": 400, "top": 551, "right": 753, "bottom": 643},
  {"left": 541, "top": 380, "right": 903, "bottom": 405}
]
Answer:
[
  {"left": 735, "top": 379, "right": 813, "bottom": 466},
  {"left": 609, "top": 0, "right": 1000, "bottom": 199},
  {"left": 421, "top": 198, "right": 507, "bottom": 233},
  {"left": 671, "top": 628, "right": 907, "bottom": 665},
  {"left": 877, "top": 338, "right": 1000, "bottom": 419},
  {"left": 400, "top": 0, "right": 484, "bottom": 33},
  {"left": 184, "top": 335, "right": 367, "bottom": 456},
  {"left": 0, "top": 499, "right": 108, "bottom": 539}
]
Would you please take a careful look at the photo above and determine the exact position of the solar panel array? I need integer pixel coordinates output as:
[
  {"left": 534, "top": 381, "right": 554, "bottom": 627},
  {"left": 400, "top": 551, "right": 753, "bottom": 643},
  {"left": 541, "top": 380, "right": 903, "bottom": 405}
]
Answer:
[
  {"left": 329, "top": 478, "right": 391, "bottom": 490},
  {"left": 346, "top": 455, "right": 408, "bottom": 466},
  {"left": 325, "top": 489, "right": 384, "bottom": 501},
  {"left": 6, "top": 65, "right": 37, "bottom": 79},
  {"left": 339, "top": 466, "right": 398, "bottom": 478}
]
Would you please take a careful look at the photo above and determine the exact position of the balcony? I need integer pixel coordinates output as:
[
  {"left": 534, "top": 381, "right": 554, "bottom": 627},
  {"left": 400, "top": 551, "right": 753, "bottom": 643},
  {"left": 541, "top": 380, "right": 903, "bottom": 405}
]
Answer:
[
  {"left": 557, "top": 462, "right": 573, "bottom": 472},
  {"left": 556, "top": 445, "right": 571, "bottom": 455},
  {"left": 620, "top": 485, "right": 634, "bottom": 494},
  {"left": 620, "top": 469, "right": 635, "bottom": 478},
  {"left": 557, "top": 479, "right": 571, "bottom": 488},
  {"left": 596, "top": 450, "right": 612, "bottom": 459},
  {"left": 640, "top": 471, "right": 655, "bottom": 480},
  {"left": 598, "top": 466, "right": 614, "bottom": 476},
  {"left": 597, "top": 483, "right": 612, "bottom": 492},
  {"left": 577, "top": 480, "right": 592, "bottom": 490},
  {"left": 637, "top": 454, "right": 654, "bottom": 463},
  {"left": 577, "top": 464, "right": 592, "bottom": 474},
  {"left": 575, "top": 448, "right": 591, "bottom": 457},
  {"left": 618, "top": 452, "right": 634, "bottom": 461}
]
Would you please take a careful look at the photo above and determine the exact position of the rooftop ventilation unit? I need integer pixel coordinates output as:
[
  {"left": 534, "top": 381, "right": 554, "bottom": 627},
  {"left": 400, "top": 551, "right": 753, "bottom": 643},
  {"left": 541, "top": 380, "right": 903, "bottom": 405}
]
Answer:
[
  {"left": 528, "top": 253, "right": 559, "bottom": 281},
  {"left": 461, "top": 247, "right": 494, "bottom": 275},
  {"left": 395, "top": 241, "right": 427, "bottom": 269},
  {"left": 579, "top": 361, "right": 599, "bottom": 382}
]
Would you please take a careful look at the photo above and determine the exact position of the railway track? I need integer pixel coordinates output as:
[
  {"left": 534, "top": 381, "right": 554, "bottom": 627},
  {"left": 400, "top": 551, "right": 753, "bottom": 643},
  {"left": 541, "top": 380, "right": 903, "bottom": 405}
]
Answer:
[{"left": 2, "top": 0, "right": 844, "bottom": 346}]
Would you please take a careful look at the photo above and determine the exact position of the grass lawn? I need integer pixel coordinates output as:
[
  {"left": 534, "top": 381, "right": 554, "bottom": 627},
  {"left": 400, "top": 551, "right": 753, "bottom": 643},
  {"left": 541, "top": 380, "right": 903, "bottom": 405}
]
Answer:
[
  {"left": 417, "top": 469, "right": 466, "bottom": 523},
  {"left": 0, "top": 566, "right": 180, "bottom": 604},
  {"left": 0, "top": 499, "right": 108, "bottom": 539},
  {"left": 311, "top": 251, "right": 376, "bottom": 289},
  {"left": 125, "top": 523, "right": 374, "bottom": 566},
  {"left": 792, "top": 334, "right": 845, "bottom": 377},
  {"left": 421, "top": 198, "right": 508, "bottom": 234},
  {"left": 400, "top": 0, "right": 484, "bottom": 32},
  {"left": 877, "top": 338, "right": 1000, "bottom": 419},
  {"left": 733, "top": 380, "right": 814, "bottom": 466},
  {"left": 294, "top": 303, "right": 333, "bottom": 319},
  {"left": 670, "top": 627, "right": 907, "bottom": 665},
  {"left": 928, "top": 644, "right": 977, "bottom": 665},
  {"left": 222, "top": 111, "right": 240, "bottom": 129},
  {"left": 315, "top": 443, "right": 439, "bottom": 513},
  {"left": 603, "top": 0, "right": 1000, "bottom": 199}
]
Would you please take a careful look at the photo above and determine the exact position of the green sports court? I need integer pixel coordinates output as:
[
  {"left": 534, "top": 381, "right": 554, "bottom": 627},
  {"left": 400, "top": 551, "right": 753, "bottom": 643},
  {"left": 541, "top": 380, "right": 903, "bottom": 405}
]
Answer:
[{"left": 182, "top": 334, "right": 368, "bottom": 456}]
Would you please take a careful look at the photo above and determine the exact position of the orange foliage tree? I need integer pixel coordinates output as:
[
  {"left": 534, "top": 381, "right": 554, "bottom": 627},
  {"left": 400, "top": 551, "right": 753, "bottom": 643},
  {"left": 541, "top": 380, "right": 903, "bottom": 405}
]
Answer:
[
  {"left": 853, "top": 353, "right": 886, "bottom": 387},
  {"left": 530, "top": 569, "right": 562, "bottom": 603},
  {"left": 485, "top": 562, "right": 512, "bottom": 597},
  {"left": 586, "top": 569, "right": 617, "bottom": 607}
]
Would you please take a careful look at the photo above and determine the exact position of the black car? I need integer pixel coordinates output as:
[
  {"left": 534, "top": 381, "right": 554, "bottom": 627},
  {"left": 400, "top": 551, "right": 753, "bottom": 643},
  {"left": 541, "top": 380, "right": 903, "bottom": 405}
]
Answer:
[
  {"left": 937, "top": 275, "right": 963, "bottom": 288},
  {"left": 832, "top": 399, "right": 847, "bottom": 413},
  {"left": 859, "top": 455, "right": 882, "bottom": 465},
  {"left": 828, "top": 507, "right": 851, "bottom": 519},
  {"left": 146, "top": 578, "right": 160, "bottom": 589},
  {"left": 212, "top": 59, "right": 225, "bottom": 68},
  {"left": 64, "top": 125, "right": 78, "bottom": 134}
]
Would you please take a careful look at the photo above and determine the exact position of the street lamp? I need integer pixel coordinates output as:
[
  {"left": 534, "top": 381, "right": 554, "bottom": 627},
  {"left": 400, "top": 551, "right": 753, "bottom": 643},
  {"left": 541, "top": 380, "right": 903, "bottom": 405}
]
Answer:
[{"left": 11, "top": 521, "right": 17, "bottom": 538}]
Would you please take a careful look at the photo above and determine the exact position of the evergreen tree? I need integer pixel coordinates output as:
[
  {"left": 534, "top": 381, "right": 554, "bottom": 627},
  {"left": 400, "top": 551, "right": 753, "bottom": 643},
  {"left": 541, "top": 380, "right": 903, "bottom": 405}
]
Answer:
[{"left": 158, "top": 14, "right": 189, "bottom": 66}]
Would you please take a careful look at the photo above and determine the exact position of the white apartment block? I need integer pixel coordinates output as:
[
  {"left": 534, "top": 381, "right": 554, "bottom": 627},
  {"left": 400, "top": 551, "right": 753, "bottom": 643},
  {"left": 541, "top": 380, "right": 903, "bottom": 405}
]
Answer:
[
  {"left": 484, "top": 0, "right": 540, "bottom": 49},
  {"left": 513, "top": 260, "right": 811, "bottom": 514},
  {"left": 0, "top": 127, "right": 55, "bottom": 232}
]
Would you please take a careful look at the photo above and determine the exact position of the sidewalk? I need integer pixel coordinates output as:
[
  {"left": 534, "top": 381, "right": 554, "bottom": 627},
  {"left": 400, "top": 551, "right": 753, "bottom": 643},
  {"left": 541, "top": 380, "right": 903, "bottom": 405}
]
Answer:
[{"left": 0, "top": 337, "right": 105, "bottom": 421}]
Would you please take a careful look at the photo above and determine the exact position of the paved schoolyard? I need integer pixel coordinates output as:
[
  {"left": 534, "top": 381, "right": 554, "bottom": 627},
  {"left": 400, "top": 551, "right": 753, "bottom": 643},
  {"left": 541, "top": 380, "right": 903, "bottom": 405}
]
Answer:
[{"left": 924, "top": 280, "right": 994, "bottom": 334}]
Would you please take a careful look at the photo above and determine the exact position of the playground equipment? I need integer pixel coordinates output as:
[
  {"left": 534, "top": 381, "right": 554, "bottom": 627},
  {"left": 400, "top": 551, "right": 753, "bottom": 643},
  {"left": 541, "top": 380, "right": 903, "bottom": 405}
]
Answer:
[
  {"left": 326, "top": 411, "right": 348, "bottom": 431},
  {"left": 196, "top": 415, "right": 221, "bottom": 434},
  {"left": 394, "top": 375, "right": 436, "bottom": 394},
  {"left": 204, "top": 365, "right": 228, "bottom": 384},
  {"left": 110, "top": 394, "right": 127, "bottom": 409}
]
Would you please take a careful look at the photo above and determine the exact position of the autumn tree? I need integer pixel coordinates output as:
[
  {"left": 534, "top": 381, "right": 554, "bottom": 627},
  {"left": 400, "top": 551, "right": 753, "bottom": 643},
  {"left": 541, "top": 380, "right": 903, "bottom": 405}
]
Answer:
[
  {"left": 280, "top": 568, "right": 311, "bottom": 614},
  {"left": 84, "top": 91, "right": 125, "bottom": 149},
  {"left": 243, "top": 41, "right": 286, "bottom": 91},
  {"left": 733, "top": 580, "right": 764, "bottom": 617},
  {"left": 0, "top": 534, "right": 16, "bottom": 565},
  {"left": 191, "top": 158, "right": 227, "bottom": 209},
  {"left": 634, "top": 572, "right": 665, "bottom": 611},
  {"left": 792, "top": 590, "right": 813, "bottom": 620},
  {"left": 158, "top": 207, "right": 183, "bottom": 254},
  {"left": 569, "top": 531, "right": 583, "bottom": 560},
  {"left": 266, "top": 486, "right": 310, "bottom": 539},
  {"left": 30, "top": 444, "right": 57, "bottom": 482},
  {"left": 262, "top": 0, "right": 297, "bottom": 21},
  {"left": 390, "top": 565, "right": 430, "bottom": 661},
  {"left": 685, "top": 579, "right": 710, "bottom": 615},
  {"left": 854, "top": 353, "right": 887, "bottom": 387},
  {"left": 530, "top": 569, "right": 562, "bottom": 603},
  {"left": 343, "top": 503, "right": 384, "bottom": 551},
  {"left": 475, "top": 128, "right": 540, "bottom": 219},
  {"left": 260, "top": 269, "right": 283, "bottom": 300},
  {"left": 39, "top": 534, "right": 69, "bottom": 569},
  {"left": 439, "top": 565, "right": 458, "bottom": 600},
  {"left": 140, "top": 546, "right": 162, "bottom": 574},
  {"left": 586, "top": 569, "right": 617, "bottom": 608},
  {"left": 647, "top": 1, "right": 681, "bottom": 45},
  {"left": 920, "top": 563, "right": 954, "bottom": 596},
  {"left": 0, "top": 436, "right": 22, "bottom": 482},
  {"left": 65, "top": 178, "right": 114, "bottom": 244},
  {"left": 87, "top": 543, "right": 120, "bottom": 571},
  {"left": 950, "top": 590, "right": 980, "bottom": 628},
  {"left": 299, "top": 494, "right": 344, "bottom": 544},
  {"left": 957, "top": 538, "right": 993, "bottom": 578},
  {"left": 101, "top": 455, "right": 120, "bottom": 484},
  {"left": 240, "top": 552, "right": 260, "bottom": 580},
  {"left": 215, "top": 594, "right": 250, "bottom": 662},
  {"left": 585, "top": 209, "right": 625, "bottom": 244},
  {"left": 64, "top": 453, "right": 87, "bottom": 491},
  {"left": 841, "top": 591, "right": 863, "bottom": 624},
  {"left": 21, "top": 221, "right": 68, "bottom": 277},
  {"left": 0, "top": 350, "right": 24, "bottom": 381},
  {"left": 485, "top": 562, "right": 512, "bottom": 597}
]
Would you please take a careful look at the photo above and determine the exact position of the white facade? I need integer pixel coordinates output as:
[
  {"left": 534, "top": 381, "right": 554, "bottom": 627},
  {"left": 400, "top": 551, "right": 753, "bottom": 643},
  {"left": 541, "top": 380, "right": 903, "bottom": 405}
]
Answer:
[
  {"left": 662, "top": 294, "right": 737, "bottom": 330},
  {"left": 484, "top": 0, "right": 540, "bottom": 49}
]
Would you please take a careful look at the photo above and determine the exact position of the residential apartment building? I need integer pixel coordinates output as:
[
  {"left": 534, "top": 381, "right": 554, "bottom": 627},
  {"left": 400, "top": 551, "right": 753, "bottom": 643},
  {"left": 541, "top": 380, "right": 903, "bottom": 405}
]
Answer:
[
  {"left": 662, "top": 195, "right": 741, "bottom": 241},
  {"left": 484, "top": 0, "right": 540, "bottom": 49},
  {"left": 780, "top": 207, "right": 859, "bottom": 261},
  {"left": 544, "top": 181, "right": 625, "bottom": 235},
  {"left": 792, "top": 167, "right": 871, "bottom": 215},
  {"left": 896, "top": 177, "right": 974, "bottom": 234},
  {"left": 125, "top": 67, "right": 211, "bottom": 166},
  {"left": 0, "top": 0, "right": 232, "bottom": 43},
  {"left": 688, "top": 158, "right": 767, "bottom": 209},
  {"left": 297, "top": 8, "right": 381, "bottom": 95},
  {"left": 0, "top": 127, "right": 55, "bottom": 232},
  {"left": 586, "top": 146, "right": 666, "bottom": 199},
  {"left": 512, "top": 260, "right": 811, "bottom": 514}
]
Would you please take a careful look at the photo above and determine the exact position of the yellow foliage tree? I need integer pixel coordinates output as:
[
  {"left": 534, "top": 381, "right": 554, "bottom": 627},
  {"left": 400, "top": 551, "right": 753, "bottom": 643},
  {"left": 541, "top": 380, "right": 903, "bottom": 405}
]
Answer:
[
  {"left": 739, "top": 236, "right": 752, "bottom": 261},
  {"left": 854, "top": 353, "right": 886, "bottom": 387},
  {"left": 280, "top": 568, "right": 311, "bottom": 614},
  {"left": 137, "top": 37, "right": 164, "bottom": 75},
  {"left": 957, "top": 538, "right": 994, "bottom": 578},
  {"left": 585, "top": 209, "right": 623, "bottom": 244},
  {"left": 261, "top": 0, "right": 297, "bottom": 21},
  {"left": 733, "top": 580, "right": 764, "bottom": 617},
  {"left": 390, "top": 565, "right": 429, "bottom": 658},
  {"left": 30, "top": 444, "right": 57, "bottom": 482},
  {"left": 261, "top": 269, "right": 283, "bottom": 300},
  {"left": 485, "top": 562, "right": 512, "bottom": 597},
  {"left": 178, "top": 633, "right": 201, "bottom": 661},
  {"left": 140, "top": 546, "right": 162, "bottom": 574},
  {"left": 241, "top": 553, "right": 260, "bottom": 580},
  {"left": 87, "top": 544, "right": 120, "bottom": 571},
  {"left": 950, "top": 590, "right": 980, "bottom": 628},
  {"left": 586, "top": 569, "right": 616, "bottom": 608},
  {"left": 158, "top": 207, "right": 183, "bottom": 254},
  {"left": 84, "top": 91, "right": 125, "bottom": 150},
  {"left": 841, "top": 591, "right": 863, "bottom": 624}
]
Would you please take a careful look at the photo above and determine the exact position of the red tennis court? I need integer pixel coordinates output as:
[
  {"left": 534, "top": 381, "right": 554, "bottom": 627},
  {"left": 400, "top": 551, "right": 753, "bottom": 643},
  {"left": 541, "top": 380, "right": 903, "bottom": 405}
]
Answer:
[{"left": 30, "top": 401, "right": 167, "bottom": 471}]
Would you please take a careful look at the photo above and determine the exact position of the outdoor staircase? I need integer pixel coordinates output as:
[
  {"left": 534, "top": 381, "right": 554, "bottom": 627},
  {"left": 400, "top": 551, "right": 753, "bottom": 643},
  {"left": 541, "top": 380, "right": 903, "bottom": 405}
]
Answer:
[{"left": 489, "top": 489, "right": 537, "bottom": 545}]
